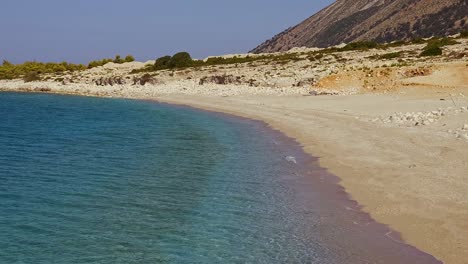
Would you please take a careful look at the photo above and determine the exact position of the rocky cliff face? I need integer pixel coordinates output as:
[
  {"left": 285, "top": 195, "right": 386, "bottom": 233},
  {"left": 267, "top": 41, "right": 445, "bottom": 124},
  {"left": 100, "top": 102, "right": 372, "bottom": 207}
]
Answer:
[{"left": 251, "top": 0, "right": 468, "bottom": 53}]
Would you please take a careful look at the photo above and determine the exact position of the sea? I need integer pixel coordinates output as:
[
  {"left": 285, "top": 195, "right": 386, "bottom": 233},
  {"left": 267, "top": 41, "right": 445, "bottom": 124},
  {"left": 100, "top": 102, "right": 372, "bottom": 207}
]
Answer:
[{"left": 0, "top": 92, "right": 440, "bottom": 263}]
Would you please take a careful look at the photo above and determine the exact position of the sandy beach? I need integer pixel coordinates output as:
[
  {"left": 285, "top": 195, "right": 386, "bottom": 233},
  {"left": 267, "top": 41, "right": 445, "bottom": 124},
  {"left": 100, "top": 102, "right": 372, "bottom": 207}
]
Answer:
[
  {"left": 157, "top": 91, "right": 468, "bottom": 264},
  {"left": 3, "top": 0, "right": 467, "bottom": 262},
  {"left": 1, "top": 39, "right": 467, "bottom": 263},
  {"left": 3, "top": 85, "right": 467, "bottom": 263}
]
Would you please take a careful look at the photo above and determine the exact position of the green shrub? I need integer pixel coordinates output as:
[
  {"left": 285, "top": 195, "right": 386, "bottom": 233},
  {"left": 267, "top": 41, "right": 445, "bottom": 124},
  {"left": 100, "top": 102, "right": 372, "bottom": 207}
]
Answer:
[
  {"left": 154, "top": 55, "right": 172, "bottom": 70},
  {"left": 113, "top": 55, "right": 123, "bottom": 64},
  {"left": 124, "top": 55, "right": 135, "bottom": 62},
  {"left": 168, "top": 52, "right": 193, "bottom": 68},
  {"left": 379, "top": 52, "right": 402, "bottom": 60},
  {"left": 23, "top": 71, "right": 41, "bottom": 82},
  {"left": 419, "top": 37, "right": 458, "bottom": 57},
  {"left": 420, "top": 46, "right": 442, "bottom": 56},
  {"left": 88, "top": 58, "right": 113, "bottom": 68},
  {"left": 341, "top": 41, "right": 379, "bottom": 51},
  {"left": 88, "top": 54, "right": 134, "bottom": 68},
  {"left": 426, "top": 37, "right": 459, "bottom": 48},
  {"left": 0, "top": 61, "right": 86, "bottom": 80}
]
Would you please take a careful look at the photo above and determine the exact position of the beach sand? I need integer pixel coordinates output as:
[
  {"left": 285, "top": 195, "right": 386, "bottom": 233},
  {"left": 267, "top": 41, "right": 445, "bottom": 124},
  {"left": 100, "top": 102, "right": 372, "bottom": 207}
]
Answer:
[
  {"left": 2, "top": 84, "right": 468, "bottom": 263},
  {"left": 1, "top": 42, "right": 467, "bottom": 262},
  {"left": 155, "top": 90, "right": 468, "bottom": 264}
]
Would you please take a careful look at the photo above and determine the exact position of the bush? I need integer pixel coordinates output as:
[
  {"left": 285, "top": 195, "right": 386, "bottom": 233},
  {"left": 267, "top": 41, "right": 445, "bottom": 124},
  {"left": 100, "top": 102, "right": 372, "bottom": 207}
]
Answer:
[
  {"left": 88, "top": 58, "right": 113, "bottom": 68},
  {"left": 426, "top": 37, "right": 459, "bottom": 47},
  {"left": 23, "top": 71, "right": 41, "bottom": 82},
  {"left": 88, "top": 54, "right": 134, "bottom": 68},
  {"left": 420, "top": 46, "right": 442, "bottom": 56},
  {"left": 124, "top": 55, "right": 135, "bottom": 62},
  {"left": 419, "top": 37, "right": 458, "bottom": 57},
  {"left": 154, "top": 55, "right": 172, "bottom": 70},
  {"left": 168, "top": 52, "right": 193, "bottom": 68},
  {"left": 379, "top": 52, "right": 402, "bottom": 60},
  {"left": 149, "top": 52, "right": 194, "bottom": 71},
  {"left": 341, "top": 41, "right": 379, "bottom": 51},
  {"left": 113, "top": 55, "right": 123, "bottom": 64},
  {"left": 0, "top": 61, "right": 86, "bottom": 80}
]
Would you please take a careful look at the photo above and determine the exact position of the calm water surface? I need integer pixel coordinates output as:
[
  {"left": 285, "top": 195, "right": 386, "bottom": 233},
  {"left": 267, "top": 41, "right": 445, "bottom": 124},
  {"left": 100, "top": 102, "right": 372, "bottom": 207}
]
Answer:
[{"left": 0, "top": 92, "right": 439, "bottom": 263}]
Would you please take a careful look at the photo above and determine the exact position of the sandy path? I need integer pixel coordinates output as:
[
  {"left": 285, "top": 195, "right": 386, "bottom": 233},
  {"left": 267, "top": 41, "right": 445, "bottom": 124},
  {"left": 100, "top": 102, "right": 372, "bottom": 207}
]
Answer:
[{"left": 157, "top": 93, "right": 468, "bottom": 264}]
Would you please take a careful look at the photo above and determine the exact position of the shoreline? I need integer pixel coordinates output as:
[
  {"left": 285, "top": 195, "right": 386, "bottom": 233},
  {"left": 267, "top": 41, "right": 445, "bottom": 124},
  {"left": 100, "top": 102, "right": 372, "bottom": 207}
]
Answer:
[
  {"left": 1, "top": 91, "right": 445, "bottom": 263},
  {"left": 1, "top": 73, "right": 468, "bottom": 263},
  {"left": 156, "top": 93, "right": 468, "bottom": 264},
  {"left": 2, "top": 34, "right": 467, "bottom": 263}
]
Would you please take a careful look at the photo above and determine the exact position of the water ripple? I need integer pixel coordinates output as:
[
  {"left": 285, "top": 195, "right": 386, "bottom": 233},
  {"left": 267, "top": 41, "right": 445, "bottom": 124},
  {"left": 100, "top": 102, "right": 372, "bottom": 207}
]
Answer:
[{"left": 0, "top": 93, "right": 440, "bottom": 264}]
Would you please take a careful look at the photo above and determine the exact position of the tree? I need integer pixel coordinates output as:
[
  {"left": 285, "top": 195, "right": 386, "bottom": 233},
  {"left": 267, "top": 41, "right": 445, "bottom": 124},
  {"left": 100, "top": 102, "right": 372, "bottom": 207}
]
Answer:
[
  {"left": 154, "top": 55, "right": 172, "bottom": 69},
  {"left": 124, "top": 55, "right": 135, "bottom": 63},
  {"left": 113, "top": 55, "right": 123, "bottom": 64},
  {"left": 168, "top": 52, "right": 193, "bottom": 68},
  {"left": 23, "top": 71, "right": 41, "bottom": 82},
  {"left": 420, "top": 46, "right": 442, "bottom": 56}
]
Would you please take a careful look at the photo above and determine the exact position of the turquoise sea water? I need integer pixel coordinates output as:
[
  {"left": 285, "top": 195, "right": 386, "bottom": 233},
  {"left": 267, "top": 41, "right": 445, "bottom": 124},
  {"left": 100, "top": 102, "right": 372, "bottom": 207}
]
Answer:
[{"left": 0, "top": 92, "right": 440, "bottom": 263}]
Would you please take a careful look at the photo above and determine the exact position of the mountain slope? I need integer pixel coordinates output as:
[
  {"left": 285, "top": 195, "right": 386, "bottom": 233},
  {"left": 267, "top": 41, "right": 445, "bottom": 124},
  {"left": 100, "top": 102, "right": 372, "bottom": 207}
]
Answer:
[{"left": 251, "top": 0, "right": 468, "bottom": 53}]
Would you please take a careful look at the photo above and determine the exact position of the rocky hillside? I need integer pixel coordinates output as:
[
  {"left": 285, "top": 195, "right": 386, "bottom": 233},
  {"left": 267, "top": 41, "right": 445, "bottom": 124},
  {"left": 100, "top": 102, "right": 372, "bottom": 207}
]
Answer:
[{"left": 252, "top": 0, "right": 468, "bottom": 53}]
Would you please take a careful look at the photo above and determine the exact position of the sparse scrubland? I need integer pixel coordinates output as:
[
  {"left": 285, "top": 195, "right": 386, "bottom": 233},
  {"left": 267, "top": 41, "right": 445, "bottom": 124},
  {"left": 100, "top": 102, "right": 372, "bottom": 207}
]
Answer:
[
  {"left": 2, "top": 34, "right": 466, "bottom": 84},
  {"left": 87, "top": 55, "right": 135, "bottom": 68},
  {"left": 0, "top": 54, "right": 135, "bottom": 81}
]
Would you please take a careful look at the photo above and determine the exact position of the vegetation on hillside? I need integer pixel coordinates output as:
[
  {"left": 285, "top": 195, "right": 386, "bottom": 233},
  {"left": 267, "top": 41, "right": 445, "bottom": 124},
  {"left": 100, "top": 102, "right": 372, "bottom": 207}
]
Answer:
[
  {"left": 0, "top": 54, "right": 136, "bottom": 81},
  {"left": 379, "top": 52, "right": 403, "bottom": 60},
  {"left": 132, "top": 36, "right": 464, "bottom": 74},
  {"left": 0, "top": 60, "right": 87, "bottom": 81},
  {"left": 340, "top": 41, "right": 379, "bottom": 51},
  {"left": 419, "top": 37, "right": 459, "bottom": 56},
  {"left": 1, "top": 34, "right": 464, "bottom": 81},
  {"left": 88, "top": 55, "right": 135, "bottom": 68},
  {"left": 132, "top": 42, "right": 388, "bottom": 73},
  {"left": 130, "top": 51, "right": 304, "bottom": 73},
  {"left": 420, "top": 46, "right": 443, "bottom": 56}
]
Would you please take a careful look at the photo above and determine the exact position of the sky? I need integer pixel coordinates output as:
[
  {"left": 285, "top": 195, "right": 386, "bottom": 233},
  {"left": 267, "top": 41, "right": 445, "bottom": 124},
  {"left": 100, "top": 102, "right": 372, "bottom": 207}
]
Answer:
[{"left": 0, "top": 0, "right": 334, "bottom": 64}]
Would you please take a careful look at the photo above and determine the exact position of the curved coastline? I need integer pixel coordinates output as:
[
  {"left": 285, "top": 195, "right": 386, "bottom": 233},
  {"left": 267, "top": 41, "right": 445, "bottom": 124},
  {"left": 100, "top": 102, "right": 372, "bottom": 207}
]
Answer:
[
  {"left": 154, "top": 96, "right": 443, "bottom": 263},
  {"left": 0, "top": 90, "right": 443, "bottom": 262},
  {"left": 153, "top": 92, "right": 468, "bottom": 264}
]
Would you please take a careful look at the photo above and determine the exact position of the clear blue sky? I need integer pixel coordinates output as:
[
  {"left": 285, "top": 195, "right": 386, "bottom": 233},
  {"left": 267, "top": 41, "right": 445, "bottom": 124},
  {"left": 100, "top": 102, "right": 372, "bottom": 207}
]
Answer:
[{"left": 1, "top": 0, "right": 334, "bottom": 64}]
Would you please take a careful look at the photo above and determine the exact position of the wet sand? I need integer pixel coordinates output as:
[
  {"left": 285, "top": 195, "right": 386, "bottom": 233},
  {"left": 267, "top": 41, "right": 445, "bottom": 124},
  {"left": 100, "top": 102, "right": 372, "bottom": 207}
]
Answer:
[
  {"left": 160, "top": 101, "right": 442, "bottom": 263},
  {"left": 2, "top": 75, "right": 467, "bottom": 263},
  {"left": 157, "top": 93, "right": 468, "bottom": 264}
]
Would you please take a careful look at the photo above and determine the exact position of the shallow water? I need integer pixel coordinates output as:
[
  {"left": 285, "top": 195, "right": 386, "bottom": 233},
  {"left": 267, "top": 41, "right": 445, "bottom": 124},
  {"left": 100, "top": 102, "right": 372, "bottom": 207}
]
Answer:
[{"left": 0, "top": 92, "right": 439, "bottom": 263}]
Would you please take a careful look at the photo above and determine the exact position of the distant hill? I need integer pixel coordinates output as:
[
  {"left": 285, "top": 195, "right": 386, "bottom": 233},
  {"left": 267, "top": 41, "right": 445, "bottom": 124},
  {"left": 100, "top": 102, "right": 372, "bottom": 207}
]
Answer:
[{"left": 251, "top": 0, "right": 468, "bottom": 53}]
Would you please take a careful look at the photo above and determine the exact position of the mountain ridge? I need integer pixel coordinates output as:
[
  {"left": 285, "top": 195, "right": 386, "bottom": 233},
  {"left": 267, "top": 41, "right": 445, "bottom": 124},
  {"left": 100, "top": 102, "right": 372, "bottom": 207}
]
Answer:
[{"left": 251, "top": 0, "right": 468, "bottom": 53}]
